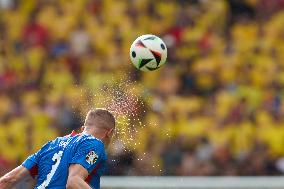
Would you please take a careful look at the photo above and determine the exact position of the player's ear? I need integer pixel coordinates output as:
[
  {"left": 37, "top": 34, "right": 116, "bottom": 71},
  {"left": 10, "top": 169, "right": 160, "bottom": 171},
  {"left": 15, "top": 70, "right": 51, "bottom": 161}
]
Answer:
[
  {"left": 81, "top": 126, "right": 85, "bottom": 132},
  {"left": 106, "top": 128, "right": 114, "bottom": 137}
]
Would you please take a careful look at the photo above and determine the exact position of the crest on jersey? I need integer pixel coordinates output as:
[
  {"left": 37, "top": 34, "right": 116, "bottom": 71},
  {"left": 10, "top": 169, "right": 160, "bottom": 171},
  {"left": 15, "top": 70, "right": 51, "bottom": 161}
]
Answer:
[{"left": 86, "top": 151, "right": 98, "bottom": 165}]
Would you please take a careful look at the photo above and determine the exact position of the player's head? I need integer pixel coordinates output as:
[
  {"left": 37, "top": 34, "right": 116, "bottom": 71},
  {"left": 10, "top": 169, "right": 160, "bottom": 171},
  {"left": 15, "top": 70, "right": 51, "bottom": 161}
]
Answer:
[{"left": 83, "top": 108, "right": 115, "bottom": 146}]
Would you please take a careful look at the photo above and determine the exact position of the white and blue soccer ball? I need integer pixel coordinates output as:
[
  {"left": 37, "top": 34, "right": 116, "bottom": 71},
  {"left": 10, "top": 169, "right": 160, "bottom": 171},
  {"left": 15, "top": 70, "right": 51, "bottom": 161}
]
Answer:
[{"left": 130, "top": 34, "right": 167, "bottom": 72}]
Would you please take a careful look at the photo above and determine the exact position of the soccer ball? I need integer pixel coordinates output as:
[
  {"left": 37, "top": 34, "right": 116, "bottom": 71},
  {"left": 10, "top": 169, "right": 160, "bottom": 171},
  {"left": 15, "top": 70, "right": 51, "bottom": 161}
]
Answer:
[{"left": 130, "top": 34, "right": 167, "bottom": 72}]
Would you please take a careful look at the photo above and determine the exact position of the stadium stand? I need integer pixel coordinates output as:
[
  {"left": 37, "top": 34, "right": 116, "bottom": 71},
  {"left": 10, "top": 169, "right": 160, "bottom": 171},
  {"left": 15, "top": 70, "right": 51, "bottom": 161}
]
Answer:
[{"left": 1, "top": 0, "right": 284, "bottom": 177}]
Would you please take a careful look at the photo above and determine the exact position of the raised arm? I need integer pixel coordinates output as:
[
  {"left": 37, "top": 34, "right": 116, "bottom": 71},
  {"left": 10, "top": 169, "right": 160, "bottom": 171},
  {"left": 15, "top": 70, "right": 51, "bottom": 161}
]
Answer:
[
  {"left": 66, "top": 164, "right": 92, "bottom": 189},
  {"left": 0, "top": 165, "right": 34, "bottom": 189}
]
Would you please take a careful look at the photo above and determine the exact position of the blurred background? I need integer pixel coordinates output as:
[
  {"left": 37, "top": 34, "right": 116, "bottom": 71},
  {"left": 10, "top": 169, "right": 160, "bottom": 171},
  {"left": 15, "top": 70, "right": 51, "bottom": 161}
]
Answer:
[{"left": 1, "top": 0, "right": 284, "bottom": 178}]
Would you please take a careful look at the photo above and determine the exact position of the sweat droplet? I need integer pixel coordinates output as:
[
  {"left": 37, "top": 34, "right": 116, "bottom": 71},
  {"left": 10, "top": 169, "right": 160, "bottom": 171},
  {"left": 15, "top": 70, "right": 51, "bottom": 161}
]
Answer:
[{"left": 78, "top": 74, "right": 159, "bottom": 164}]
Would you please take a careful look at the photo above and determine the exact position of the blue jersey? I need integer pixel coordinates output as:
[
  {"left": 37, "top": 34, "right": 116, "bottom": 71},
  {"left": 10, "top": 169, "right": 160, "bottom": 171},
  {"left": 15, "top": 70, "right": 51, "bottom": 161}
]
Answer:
[{"left": 22, "top": 132, "right": 107, "bottom": 189}]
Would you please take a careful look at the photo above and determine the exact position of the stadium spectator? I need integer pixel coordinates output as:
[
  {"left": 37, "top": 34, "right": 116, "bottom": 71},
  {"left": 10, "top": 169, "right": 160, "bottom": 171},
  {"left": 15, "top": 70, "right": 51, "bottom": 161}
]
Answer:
[{"left": 2, "top": 0, "right": 284, "bottom": 178}]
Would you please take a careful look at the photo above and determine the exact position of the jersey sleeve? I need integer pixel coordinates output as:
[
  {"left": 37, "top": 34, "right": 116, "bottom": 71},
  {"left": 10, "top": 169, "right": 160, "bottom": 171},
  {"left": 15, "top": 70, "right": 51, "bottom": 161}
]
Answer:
[
  {"left": 70, "top": 139, "right": 105, "bottom": 174},
  {"left": 22, "top": 152, "right": 39, "bottom": 178},
  {"left": 22, "top": 152, "right": 39, "bottom": 170},
  {"left": 22, "top": 141, "right": 51, "bottom": 177}
]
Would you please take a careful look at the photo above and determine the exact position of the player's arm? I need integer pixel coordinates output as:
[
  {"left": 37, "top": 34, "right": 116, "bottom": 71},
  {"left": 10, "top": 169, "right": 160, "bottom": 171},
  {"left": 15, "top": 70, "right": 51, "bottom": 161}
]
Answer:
[
  {"left": 0, "top": 165, "right": 32, "bottom": 189},
  {"left": 67, "top": 139, "right": 105, "bottom": 189},
  {"left": 66, "top": 164, "right": 92, "bottom": 189}
]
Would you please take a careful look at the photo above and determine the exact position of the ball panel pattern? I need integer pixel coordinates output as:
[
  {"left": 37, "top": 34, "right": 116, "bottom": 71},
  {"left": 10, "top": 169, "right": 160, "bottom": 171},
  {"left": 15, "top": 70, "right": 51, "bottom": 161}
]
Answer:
[{"left": 130, "top": 34, "right": 167, "bottom": 72}]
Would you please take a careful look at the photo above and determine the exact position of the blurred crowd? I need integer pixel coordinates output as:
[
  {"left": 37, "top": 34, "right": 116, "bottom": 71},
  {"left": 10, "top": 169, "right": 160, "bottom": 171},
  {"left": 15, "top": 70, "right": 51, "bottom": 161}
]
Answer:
[{"left": 2, "top": 0, "right": 284, "bottom": 176}]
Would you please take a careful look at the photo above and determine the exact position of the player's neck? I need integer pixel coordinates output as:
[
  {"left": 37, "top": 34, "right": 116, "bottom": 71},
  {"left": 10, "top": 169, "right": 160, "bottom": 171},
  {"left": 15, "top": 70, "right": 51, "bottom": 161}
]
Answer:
[{"left": 82, "top": 130, "right": 106, "bottom": 143}]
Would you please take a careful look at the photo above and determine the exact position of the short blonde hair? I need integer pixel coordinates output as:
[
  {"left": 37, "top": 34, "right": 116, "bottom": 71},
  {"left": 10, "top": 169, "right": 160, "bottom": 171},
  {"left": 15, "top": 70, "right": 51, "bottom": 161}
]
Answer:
[{"left": 84, "top": 108, "right": 115, "bottom": 129}]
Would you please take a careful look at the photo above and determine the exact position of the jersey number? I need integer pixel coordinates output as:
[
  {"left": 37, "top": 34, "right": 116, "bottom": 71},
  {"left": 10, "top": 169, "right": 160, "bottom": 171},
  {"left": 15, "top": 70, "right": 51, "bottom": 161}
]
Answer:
[{"left": 38, "top": 151, "right": 63, "bottom": 189}]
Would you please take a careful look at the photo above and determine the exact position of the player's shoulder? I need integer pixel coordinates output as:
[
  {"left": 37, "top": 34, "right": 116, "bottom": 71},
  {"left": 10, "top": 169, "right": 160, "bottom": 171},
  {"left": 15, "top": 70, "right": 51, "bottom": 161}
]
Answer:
[
  {"left": 39, "top": 140, "right": 53, "bottom": 151},
  {"left": 73, "top": 134, "right": 107, "bottom": 161}
]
